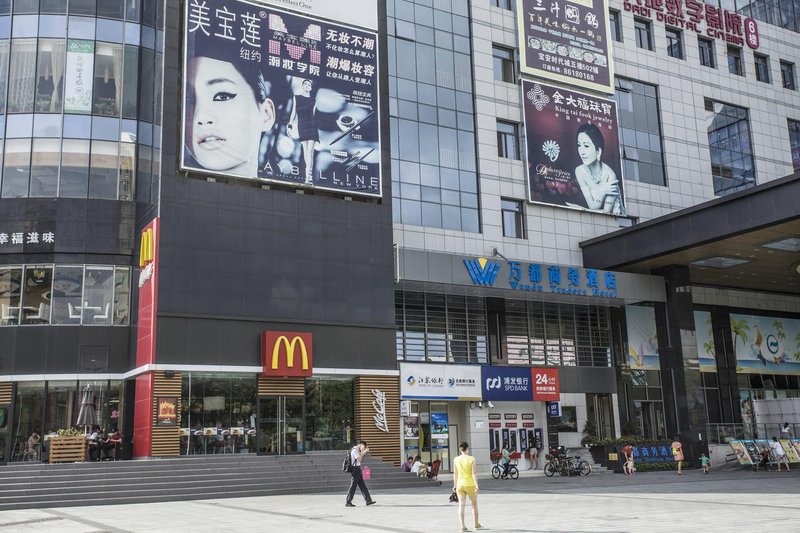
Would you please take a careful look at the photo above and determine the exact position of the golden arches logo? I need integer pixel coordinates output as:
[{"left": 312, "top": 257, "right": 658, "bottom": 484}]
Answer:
[
  {"left": 271, "top": 335, "right": 309, "bottom": 371},
  {"left": 139, "top": 228, "right": 155, "bottom": 268}
]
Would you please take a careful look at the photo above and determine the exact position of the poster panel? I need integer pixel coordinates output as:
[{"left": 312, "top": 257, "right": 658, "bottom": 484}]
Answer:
[
  {"left": 516, "top": 0, "right": 614, "bottom": 94},
  {"left": 694, "top": 310, "right": 716, "bottom": 371},
  {"left": 522, "top": 80, "right": 626, "bottom": 216},
  {"left": 779, "top": 439, "right": 800, "bottom": 463},
  {"left": 400, "top": 363, "right": 482, "bottom": 400},
  {"left": 403, "top": 416, "right": 419, "bottom": 439},
  {"left": 156, "top": 397, "right": 178, "bottom": 426},
  {"left": 257, "top": 0, "right": 377, "bottom": 30},
  {"left": 730, "top": 313, "right": 800, "bottom": 375},
  {"left": 728, "top": 440, "right": 752, "bottom": 465},
  {"left": 626, "top": 305, "right": 659, "bottom": 370},
  {"left": 64, "top": 40, "right": 95, "bottom": 114},
  {"left": 430, "top": 412, "right": 449, "bottom": 439},
  {"left": 182, "top": 0, "right": 381, "bottom": 197}
]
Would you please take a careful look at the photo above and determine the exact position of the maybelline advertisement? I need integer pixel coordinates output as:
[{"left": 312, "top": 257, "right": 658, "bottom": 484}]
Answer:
[
  {"left": 517, "top": 0, "right": 614, "bottom": 94},
  {"left": 522, "top": 80, "right": 626, "bottom": 216},
  {"left": 182, "top": 0, "right": 382, "bottom": 197}
]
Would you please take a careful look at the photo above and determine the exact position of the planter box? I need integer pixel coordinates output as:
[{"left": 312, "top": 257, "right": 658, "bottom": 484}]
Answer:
[{"left": 48, "top": 436, "right": 87, "bottom": 463}]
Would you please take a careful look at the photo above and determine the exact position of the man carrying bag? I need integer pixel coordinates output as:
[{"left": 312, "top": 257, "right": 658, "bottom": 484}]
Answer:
[{"left": 345, "top": 440, "right": 377, "bottom": 507}]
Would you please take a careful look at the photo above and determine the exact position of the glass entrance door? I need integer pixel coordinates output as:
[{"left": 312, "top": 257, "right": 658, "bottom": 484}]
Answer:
[{"left": 257, "top": 397, "right": 305, "bottom": 455}]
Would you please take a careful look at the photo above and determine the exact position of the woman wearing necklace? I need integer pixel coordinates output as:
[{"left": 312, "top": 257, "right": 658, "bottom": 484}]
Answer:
[{"left": 574, "top": 123, "right": 624, "bottom": 215}]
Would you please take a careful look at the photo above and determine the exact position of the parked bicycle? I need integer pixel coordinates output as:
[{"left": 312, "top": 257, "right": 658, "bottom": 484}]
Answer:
[
  {"left": 491, "top": 461, "right": 519, "bottom": 479},
  {"left": 543, "top": 447, "right": 591, "bottom": 477}
]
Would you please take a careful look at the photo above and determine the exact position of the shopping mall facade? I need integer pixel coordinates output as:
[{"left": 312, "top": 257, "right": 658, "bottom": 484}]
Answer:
[{"left": 0, "top": 0, "right": 798, "bottom": 469}]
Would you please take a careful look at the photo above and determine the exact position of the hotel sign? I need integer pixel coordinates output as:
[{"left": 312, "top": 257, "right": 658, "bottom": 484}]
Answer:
[
  {"left": 623, "top": 0, "right": 759, "bottom": 49},
  {"left": 261, "top": 331, "right": 313, "bottom": 377}
]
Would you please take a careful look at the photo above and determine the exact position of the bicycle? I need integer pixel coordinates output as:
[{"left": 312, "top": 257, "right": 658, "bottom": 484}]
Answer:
[
  {"left": 544, "top": 448, "right": 592, "bottom": 477},
  {"left": 491, "top": 461, "right": 519, "bottom": 480}
]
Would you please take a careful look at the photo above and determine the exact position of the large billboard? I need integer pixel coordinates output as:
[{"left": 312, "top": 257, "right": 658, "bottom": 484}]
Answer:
[
  {"left": 182, "top": 0, "right": 381, "bottom": 197},
  {"left": 522, "top": 80, "right": 626, "bottom": 216},
  {"left": 517, "top": 0, "right": 614, "bottom": 94},
  {"left": 730, "top": 313, "right": 800, "bottom": 375}
]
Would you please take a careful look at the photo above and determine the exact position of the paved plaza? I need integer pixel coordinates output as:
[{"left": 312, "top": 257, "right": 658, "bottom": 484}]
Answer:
[{"left": 0, "top": 468, "right": 796, "bottom": 532}]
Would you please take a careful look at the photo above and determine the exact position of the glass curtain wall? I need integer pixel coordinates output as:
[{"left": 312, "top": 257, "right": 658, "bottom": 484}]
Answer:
[
  {"left": 304, "top": 377, "right": 354, "bottom": 451},
  {"left": 704, "top": 98, "right": 756, "bottom": 196}
]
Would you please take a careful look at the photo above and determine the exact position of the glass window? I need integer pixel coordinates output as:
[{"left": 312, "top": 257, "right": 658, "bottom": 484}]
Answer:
[
  {"left": 305, "top": 378, "right": 354, "bottom": 451},
  {"left": 666, "top": 27, "right": 683, "bottom": 59},
  {"left": 0, "top": 266, "right": 22, "bottom": 326},
  {"left": 51, "top": 265, "right": 83, "bottom": 324},
  {"left": 88, "top": 140, "right": 119, "bottom": 199},
  {"left": 492, "top": 45, "right": 515, "bottom": 83},
  {"left": 2, "top": 138, "right": 31, "bottom": 197},
  {"left": 496, "top": 120, "right": 520, "bottom": 160},
  {"left": 83, "top": 266, "right": 113, "bottom": 325},
  {"left": 119, "top": 141, "right": 135, "bottom": 201},
  {"left": 97, "top": 0, "right": 124, "bottom": 19},
  {"left": 501, "top": 198, "right": 524, "bottom": 238},
  {"left": 609, "top": 9, "right": 622, "bottom": 42},
  {"left": 20, "top": 266, "right": 52, "bottom": 325},
  {"left": 34, "top": 38, "right": 66, "bottom": 113},
  {"left": 557, "top": 406, "right": 578, "bottom": 432},
  {"left": 612, "top": 77, "right": 666, "bottom": 186},
  {"left": 634, "top": 18, "right": 652, "bottom": 51},
  {"left": 754, "top": 53, "right": 770, "bottom": 83},
  {"left": 40, "top": 0, "right": 67, "bottom": 13},
  {"left": 781, "top": 61, "right": 796, "bottom": 90},
  {"left": 705, "top": 98, "right": 756, "bottom": 196},
  {"left": 13, "top": 0, "right": 38, "bottom": 14},
  {"left": 13, "top": 382, "right": 44, "bottom": 460},
  {"left": 789, "top": 119, "right": 800, "bottom": 171},
  {"left": 490, "top": 0, "right": 512, "bottom": 8},
  {"left": 698, "top": 37, "right": 715, "bottom": 68},
  {"left": 93, "top": 42, "right": 122, "bottom": 116},
  {"left": 121, "top": 45, "right": 138, "bottom": 118},
  {"left": 0, "top": 40, "right": 10, "bottom": 112},
  {"left": 29, "top": 138, "right": 60, "bottom": 197},
  {"left": 69, "top": 0, "right": 95, "bottom": 16},
  {"left": 727, "top": 46, "right": 743, "bottom": 76},
  {"left": 113, "top": 266, "right": 129, "bottom": 325},
  {"left": 59, "top": 139, "right": 90, "bottom": 197},
  {"left": 8, "top": 38, "right": 37, "bottom": 113}
]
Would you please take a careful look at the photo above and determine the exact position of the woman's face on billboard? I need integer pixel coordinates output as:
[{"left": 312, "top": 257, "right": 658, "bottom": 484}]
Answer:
[
  {"left": 190, "top": 57, "right": 274, "bottom": 176},
  {"left": 576, "top": 132, "right": 601, "bottom": 166}
]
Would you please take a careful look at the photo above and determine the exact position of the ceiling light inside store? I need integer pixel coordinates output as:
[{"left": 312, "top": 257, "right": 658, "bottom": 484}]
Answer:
[
  {"left": 760, "top": 236, "right": 800, "bottom": 252},
  {"left": 690, "top": 256, "right": 751, "bottom": 268}
]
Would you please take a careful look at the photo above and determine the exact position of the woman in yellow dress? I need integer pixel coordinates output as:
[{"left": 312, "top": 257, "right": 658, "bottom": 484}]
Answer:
[{"left": 452, "top": 442, "right": 483, "bottom": 531}]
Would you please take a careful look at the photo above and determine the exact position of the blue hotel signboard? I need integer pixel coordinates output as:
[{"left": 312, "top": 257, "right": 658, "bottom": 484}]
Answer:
[{"left": 463, "top": 257, "right": 618, "bottom": 298}]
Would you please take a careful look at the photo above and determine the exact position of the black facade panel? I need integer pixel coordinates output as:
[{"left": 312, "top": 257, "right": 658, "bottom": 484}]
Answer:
[
  {"left": 559, "top": 366, "right": 617, "bottom": 394},
  {"left": 0, "top": 327, "right": 131, "bottom": 375},
  {"left": 157, "top": 317, "right": 396, "bottom": 371}
]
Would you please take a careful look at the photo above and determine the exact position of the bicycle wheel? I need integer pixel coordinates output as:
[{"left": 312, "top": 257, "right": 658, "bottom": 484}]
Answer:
[
  {"left": 579, "top": 460, "right": 592, "bottom": 476},
  {"left": 544, "top": 462, "right": 556, "bottom": 477},
  {"left": 509, "top": 465, "right": 519, "bottom": 480},
  {"left": 491, "top": 465, "right": 501, "bottom": 479},
  {"left": 558, "top": 462, "right": 569, "bottom": 476}
]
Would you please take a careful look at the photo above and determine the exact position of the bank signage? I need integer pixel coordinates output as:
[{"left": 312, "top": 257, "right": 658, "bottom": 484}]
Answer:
[
  {"left": 399, "top": 363, "right": 482, "bottom": 400},
  {"left": 623, "top": 0, "right": 759, "bottom": 50},
  {"left": 517, "top": 0, "right": 614, "bottom": 94},
  {"left": 481, "top": 366, "right": 534, "bottom": 402},
  {"left": 546, "top": 401, "right": 560, "bottom": 417},
  {"left": 463, "top": 257, "right": 619, "bottom": 298},
  {"left": 261, "top": 331, "right": 313, "bottom": 377},
  {"left": 532, "top": 368, "right": 560, "bottom": 401}
]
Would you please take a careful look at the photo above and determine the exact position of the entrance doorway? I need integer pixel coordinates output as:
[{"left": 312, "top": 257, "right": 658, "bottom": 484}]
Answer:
[
  {"left": 634, "top": 400, "right": 666, "bottom": 440},
  {"left": 587, "top": 393, "right": 615, "bottom": 439},
  {"left": 257, "top": 397, "right": 305, "bottom": 455}
]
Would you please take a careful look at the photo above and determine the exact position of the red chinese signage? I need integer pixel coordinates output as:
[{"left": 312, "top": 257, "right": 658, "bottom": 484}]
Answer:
[
  {"left": 623, "top": 0, "right": 759, "bottom": 49},
  {"left": 261, "top": 332, "right": 313, "bottom": 377},
  {"left": 489, "top": 422, "right": 502, "bottom": 428},
  {"left": 505, "top": 422, "right": 518, "bottom": 428},
  {"left": 523, "top": 422, "right": 535, "bottom": 428},
  {"left": 531, "top": 368, "right": 560, "bottom": 401}
]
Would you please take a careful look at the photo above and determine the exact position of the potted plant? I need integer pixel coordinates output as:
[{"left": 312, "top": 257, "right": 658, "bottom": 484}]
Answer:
[{"left": 48, "top": 428, "right": 87, "bottom": 463}]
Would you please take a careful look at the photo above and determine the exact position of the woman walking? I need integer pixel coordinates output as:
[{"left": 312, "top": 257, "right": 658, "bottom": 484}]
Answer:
[
  {"left": 452, "top": 442, "right": 483, "bottom": 532},
  {"left": 671, "top": 436, "right": 684, "bottom": 475}
]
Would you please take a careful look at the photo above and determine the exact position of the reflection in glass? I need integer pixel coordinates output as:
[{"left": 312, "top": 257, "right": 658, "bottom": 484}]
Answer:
[
  {"left": 51, "top": 265, "right": 83, "bottom": 324},
  {"left": 29, "top": 138, "right": 60, "bottom": 196},
  {"left": 59, "top": 139, "right": 90, "bottom": 197},
  {"left": 12, "top": 382, "right": 44, "bottom": 462},
  {"left": 20, "top": 265, "right": 52, "bottom": 324},
  {"left": 113, "top": 267, "right": 130, "bottom": 325},
  {"left": 0, "top": 266, "right": 22, "bottom": 326},
  {"left": 88, "top": 140, "right": 118, "bottom": 199},
  {"left": 8, "top": 39, "right": 36, "bottom": 113},
  {"left": 2, "top": 138, "right": 31, "bottom": 197},
  {"left": 305, "top": 378, "right": 354, "bottom": 451},
  {"left": 0, "top": 40, "right": 9, "bottom": 112},
  {"left": 93, "top": 42, "right": 122, "bottom": 116},
  {"left": 34, "top": 38, "right": 66, "bottom": 113},
  {"left": 83, "top": 266, "right": 113, "bottom": 325}
]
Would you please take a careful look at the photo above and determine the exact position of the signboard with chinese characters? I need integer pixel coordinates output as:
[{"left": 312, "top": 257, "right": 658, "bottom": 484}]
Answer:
[
  {"left": 532, "top": 368, "right": 559, "bottom": 401},
  {"left": 0, "top": 230, "right": 56, "bottom": 250},
  {"left": 482, "top": 366, "right": 534, "bottom": 402},
  {"left": 623, "top": 0, "right": 759, "bottom": 50},
  {"left": 622, "top": 442, "right": 675, "bottom": 464},
  {"left": 517, "top": 0, "right": 614, "bottom": 94},
  {"left": 182, "top": 0, "right": 381, "bottom": 197},
  {"left": 399, "top": 363, "right": 482, "bottom": 400},
  {"left": 64, "top": 40, "right": 95, "bottom": 114},
  {"left": 257, "top": 0, "right": 377, "bottom": 31},
  {"left": 522, "top": 80, "right": 625, "bottom": 216},
  {"left": 464, "top": 256, "right": 620, "bottom": 298}
]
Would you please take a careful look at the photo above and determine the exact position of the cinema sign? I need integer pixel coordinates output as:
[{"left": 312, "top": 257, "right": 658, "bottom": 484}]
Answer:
[{"left": 261, "top": 331, "right": 313, "bottom": 377}]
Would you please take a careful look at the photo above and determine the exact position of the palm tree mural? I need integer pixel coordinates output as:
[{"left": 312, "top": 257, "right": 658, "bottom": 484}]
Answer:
[
  {"left": 704, "top": 314, "right": 715, "bottom": 361},
  {"left": 730, "top": 319, "right": 750, "bottom": 359},
  {"left": 794, "top": 332, "right": 800, "bottom": 362},
  {"left": 773, "top": 320, "right": 786, "bottom": 342}
]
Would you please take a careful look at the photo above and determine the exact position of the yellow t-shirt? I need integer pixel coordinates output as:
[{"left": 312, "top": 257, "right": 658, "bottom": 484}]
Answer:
[{"left": 454, "top": 455, "right": 476, "bottom": 487}]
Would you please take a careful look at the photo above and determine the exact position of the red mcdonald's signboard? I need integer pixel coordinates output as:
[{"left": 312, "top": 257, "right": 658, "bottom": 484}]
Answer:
[{"left": 261, "top": 332, "right": 313, "bottom": 377}]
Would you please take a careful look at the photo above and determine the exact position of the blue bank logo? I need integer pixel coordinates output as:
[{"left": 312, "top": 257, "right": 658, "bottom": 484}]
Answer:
[{"left": 464, "top": 257, "right": 500, "bottom": 287}]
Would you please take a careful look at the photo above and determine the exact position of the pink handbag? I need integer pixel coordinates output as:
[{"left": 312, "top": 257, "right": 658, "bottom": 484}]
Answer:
[{"left": 362, "top": 465, "right": 371, "bottom": 480}]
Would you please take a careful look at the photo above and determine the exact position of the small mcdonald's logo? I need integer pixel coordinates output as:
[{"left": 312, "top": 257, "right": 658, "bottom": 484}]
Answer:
[
  {"left": 261, "top": 332, "right": 313, "bottom": 377},
  {"left": 139, "top": 228, "right": 155, "bottom": 268}
]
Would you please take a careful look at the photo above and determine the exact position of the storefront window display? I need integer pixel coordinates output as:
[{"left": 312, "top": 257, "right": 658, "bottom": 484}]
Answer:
[
  {"left": 403, "top": 400, "right": 451, "bottom": 472},
  {"left": 180, "top": 373, "right": 257, "bottom": 455},
  {"left": 304, "top": 377, "right": 354, "bottom": 452}
]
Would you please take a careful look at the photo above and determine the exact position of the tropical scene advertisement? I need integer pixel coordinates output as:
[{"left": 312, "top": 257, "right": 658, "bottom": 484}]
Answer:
[
  {"left": 626, "top": 305, "right": 659, "bottom": 370},
  {"left": 730, "top": 313, "right": 800, "bottom": 375},
  {"left": 694, "top": 310, "right": 716, "bottom": 371}
]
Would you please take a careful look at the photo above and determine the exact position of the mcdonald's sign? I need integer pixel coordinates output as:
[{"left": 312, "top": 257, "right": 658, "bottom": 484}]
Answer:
[
  {"left": 139, "top": 228, "right": 155, "bottom": 268},
  {"left": 261, "top": 332, "right": 313, "bottom": 377}
]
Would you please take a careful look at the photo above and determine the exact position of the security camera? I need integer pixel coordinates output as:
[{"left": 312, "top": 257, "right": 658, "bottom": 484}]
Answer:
[
  {"left": 486, "top": 401, "right": 494, "bottom": 409},
  {"left": 478, "top": 402, "right": 484, "bottom": 409}
]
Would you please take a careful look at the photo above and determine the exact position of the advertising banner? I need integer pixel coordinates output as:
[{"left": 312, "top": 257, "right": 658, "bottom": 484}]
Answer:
[
  {"left": 403, "top": 416, "right": 419, "bottom": 439},
  {"left": 156, "top": 397, "right": 178, "bottom": 426},
  {"left": 522, "top": 80, "right": 625, "bottom": 216},
  {"left": 430, "top": 412, "right": 449, "bottom": 439},
  {"left": 64, "top": 40, "right": 95, "bottom": 114},
  {"left": 482, "top": 366, "right": 534, "bottom": 402},
  {"left": 182, "top": 0, "right": 381, "bottom": 197},
  {"left": 694, "top": 310, "right": 716, "bottom": 371},
  {"left": 517, "top": 0, "right": 614, "bottom": 94},
  {"left": 626, "top": 305, "right": 659, "bottom": 370},
  {"left": 400, "top": 363, "right": 482, "bottom": 400},
  {"left": 728, "top": 440, "right": 752, "bottom": 465},
  {"left": 532, "top": 367, "right": 559, "bottom": 401},
  {"left": 258, "top": 0, "right": 377, "bottom": 30},
  {"left": 779, "top": 439, "right": 800, "bottom": 463},
  {"left": 730, "top": 313, "right": 800, "bottom": 375}
]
